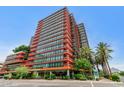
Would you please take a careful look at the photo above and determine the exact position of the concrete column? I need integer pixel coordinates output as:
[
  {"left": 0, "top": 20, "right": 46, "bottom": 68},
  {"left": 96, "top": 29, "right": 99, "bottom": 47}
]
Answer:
[
  {"left": 44, "top": 71, "right": 46, "bottom": 79},
  {"left": 50, "top": 71, "right": 52, "bottom": 79},
  {"left": 67, "top": 70, "right": 70, "bottom": 79},
  {"left": 72, "top": 71, "right": 75, "bottom": 79}
]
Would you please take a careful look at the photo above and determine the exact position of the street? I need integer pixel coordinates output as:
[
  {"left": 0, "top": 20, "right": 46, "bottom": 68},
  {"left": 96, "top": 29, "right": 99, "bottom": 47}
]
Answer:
[
  {"left": 0, "top": 79, "right": 124, "bottom": 87},
  {"left": 120, "top": 76, "right": 124, "bottom": 83}
]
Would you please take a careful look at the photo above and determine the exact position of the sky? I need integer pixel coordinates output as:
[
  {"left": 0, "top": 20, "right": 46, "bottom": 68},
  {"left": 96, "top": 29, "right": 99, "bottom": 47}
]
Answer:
[{"left": 0, "top": 6, "right": 124, "bottom": 70}]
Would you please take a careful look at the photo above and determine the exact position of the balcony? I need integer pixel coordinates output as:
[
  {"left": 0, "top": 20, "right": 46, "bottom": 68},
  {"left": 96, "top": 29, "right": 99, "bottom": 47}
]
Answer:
[
  {"left": 64, "top": 39, "right": 72, "bottom": 47},
  {"left": 17, "top": 52, "right": 25, "bottom": 55},
  {"left": 30, "top": 49, "right": 36, "bottom": 52},
  {"left": 64, "top": 35, "right": 72, "bottom": 43},
  {"left": 32, "top": 41, "right": 39, "bottom": 45},
  {"left": 16, "top": 55, "right": 24, "bottom": 58},
  {"left": 30, "top": 66, "right": 72, "bottom": 71},
  {"left": 35, "top": 30, "right": 41, "bottom": 33},
  {"left": 34, "top": 34, "right": 40, "bottom": 37},
  {"left": 34, "top": 35, "right": 39, "bottom": 39},
  {"left": 64, "top": 34, "right": 72, "bottom": 40},
  {"left": 29, "top": 53, "right": 35, "bottom": 57},
  {"left": 25, "top": 62, "right": 33, "bottom": 66},
  {"left": 64, "top": 58, "right": 73, "bottom": 63},
  {"left": 15, "top": 59, "right": 24, "bottom": 62},
  {"left": 30, "top": 45, "right": 37, "bottom": 48},
  {"left": 33, "top": 35, "right": 40, "bottom": 39},
  {"left": 5, "top": 60, "right": 24, "bottom": 65},
  {"left": 64, "top": 52, "right": 73, "bottom": 57},
  {"left": 28, "top": 57, "right": 35, "bottom": 61},
  {"left": 34, "top": 33, "right": 40, "bottom": 37},
  {"left": 33, "top": 37, "right": 40, "bottom": 42},
  {"left": 36, "top": 26, "right": 42, "bottom": 30},
  {"left": 64, "top": 45, "right": 73, "bottom": 52}
]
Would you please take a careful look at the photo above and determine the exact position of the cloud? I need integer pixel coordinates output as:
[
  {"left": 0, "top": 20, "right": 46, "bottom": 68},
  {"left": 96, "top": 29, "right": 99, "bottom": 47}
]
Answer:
[
  {"left": 0, "top": 44, "right": 19, "bottom": 62},
  {"left": 110, "top": 64, "right": 124, "bottom": 71}
]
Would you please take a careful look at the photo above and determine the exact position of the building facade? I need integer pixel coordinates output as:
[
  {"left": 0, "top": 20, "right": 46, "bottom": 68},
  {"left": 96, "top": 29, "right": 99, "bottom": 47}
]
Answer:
[
  {"left": 0, "top": 7, "right": 89, "bottom": 77},
  {"left": 3, "top": 51, "right": 26, "bottom": 72},
  {"left": 0, "top": 63, "right": 3, "bottom": 71},
  {"left": 27, "top": 7, "right": 89, "bottom": 76}
]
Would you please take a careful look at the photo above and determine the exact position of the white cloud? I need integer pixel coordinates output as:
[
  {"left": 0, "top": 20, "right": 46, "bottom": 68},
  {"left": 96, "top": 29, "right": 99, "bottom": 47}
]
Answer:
[
  {"left": 110, "top": 63, "right": 124, "bottom": 71},
  {"left": 0, "top": 45, "right": 19, "bottom": 63}
]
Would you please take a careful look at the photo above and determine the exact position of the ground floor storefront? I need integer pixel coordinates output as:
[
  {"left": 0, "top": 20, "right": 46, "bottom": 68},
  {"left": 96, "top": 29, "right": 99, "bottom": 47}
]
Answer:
[{"left": 0, "top": 68, "right": 93, "bottom": 80}]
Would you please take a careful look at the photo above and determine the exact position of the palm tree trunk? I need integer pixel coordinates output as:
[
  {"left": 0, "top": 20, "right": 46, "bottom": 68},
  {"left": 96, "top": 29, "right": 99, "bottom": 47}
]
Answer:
[
  {"left": 106, "top": 61, "right": 112, "bottom": 76},
  {"left": 96, "top": 64, "right": 100, "bottom": 74},
  {"left": 103, "top": 56, "right": 111, "bottom": 76},
  {"left": 101, "top": 63, "right": 107, "bottom": 76}
]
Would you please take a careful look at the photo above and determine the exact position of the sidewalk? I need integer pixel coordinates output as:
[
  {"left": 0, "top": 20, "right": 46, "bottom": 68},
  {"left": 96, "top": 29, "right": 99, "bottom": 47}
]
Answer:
[{"left": 0, "top": 79, "right": 124, "bottom": 87}]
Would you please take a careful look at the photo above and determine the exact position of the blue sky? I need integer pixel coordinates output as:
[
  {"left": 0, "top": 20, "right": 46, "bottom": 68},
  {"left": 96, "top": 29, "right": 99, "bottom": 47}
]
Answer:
[{"left": 0, "top": 6, "right": 124, "bottom": 70}]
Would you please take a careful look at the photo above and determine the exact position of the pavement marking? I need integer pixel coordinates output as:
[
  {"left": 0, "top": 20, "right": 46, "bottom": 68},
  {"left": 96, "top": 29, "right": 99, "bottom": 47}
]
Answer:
[{"left": 91, "top": 81, "right": 94, "bottom": 87}]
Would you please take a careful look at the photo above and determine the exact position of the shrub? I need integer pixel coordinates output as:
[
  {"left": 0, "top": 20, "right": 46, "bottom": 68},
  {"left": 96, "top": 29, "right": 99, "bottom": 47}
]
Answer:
[
  {"left": 74, "top": 74, "right": 87, "bottom": 80},
  {"left": 15, "top": 66, "right": 29, "bottom": 79},
  {"left": 11, "top": 74, "right": 17, "bottom": 79},
  {"left": 62, "top": 76, "right": 70, "bottom": 80},
  {"left": 26, "top": 73, "right": 32, "bottom": 79},
  {"left": 104, "top": 75, "right": 110, "bottom": 79},
  {"left": 32, "top": 72, "right": 39, "bottom": 79},
  {"left": 87, "top": 76, "right": 94, "bottom": 80},
  {"left": 4, "top": 74, "right": 9, "bottom": 79},
  {"left": 4, "top": 73, "right": 12, "bottom": 79},
  {"left": 120, "top": 71, "right": 124, "bottom": 76},
  {"left": 50, "top": 74, "right": 56, "bottom": 79},
  {"left": 111, "top": 73, "right": 120, "bottom": 82},
  {"left": 44, "top": 74, "right": 49, "bottom": 79},
  {"left": 44, "top": 73, "right": 56, "bottom": 80},
  {"left": 62, "top": 76, "right": 65, "bottom": 79},
  {"left": 71, "top": 74, "right": 75, "bottom": 79}
]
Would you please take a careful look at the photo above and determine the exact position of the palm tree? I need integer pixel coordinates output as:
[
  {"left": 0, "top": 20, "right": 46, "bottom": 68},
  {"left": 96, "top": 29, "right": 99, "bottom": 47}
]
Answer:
[
  {"left": 78, "top": 46, "right": 94, "bottom": 76},
  {"left": 79, "top": 46, "right": 93, "bottom": 62},
  {"left": 96, "top": 42, "right": 113, "bottom": 76}
]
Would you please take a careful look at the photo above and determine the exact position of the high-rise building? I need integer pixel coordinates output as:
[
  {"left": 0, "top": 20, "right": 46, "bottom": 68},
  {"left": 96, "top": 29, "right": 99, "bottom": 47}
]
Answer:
[
  {"left": 0, "top": 63, "right": 3, "bottom": 71},
  {"left": 27, "top": 7, "right": 89, "bottom": 76}
]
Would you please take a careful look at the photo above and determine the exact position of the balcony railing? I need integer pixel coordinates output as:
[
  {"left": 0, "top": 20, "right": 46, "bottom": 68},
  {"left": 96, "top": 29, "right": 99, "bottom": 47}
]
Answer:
[
  {"left": 4, "top": 60, "right": 24, "bottom": 65},
  {"left": 28, "top": 57, "right": 35, "bottom": 61},
  {"left": 17, "top": 52, "right": 25, "bottom": 55},
  {"left": 16, "top": 56, "right": 24, "bottom": 59},
  {"left": 30, "top": 49, "right": 36, "bottom": 52},
  {"left": 64, "top": 52, "right": 73, "bottom": 57},
  {"left": 64, "top": 58, "right": 73, "bottom": 63},
  {"left": 29, "top": 53, "right": 35, "bottom": 57},
  {"left": 32, "top": 41, "right": 39, "bottom": 45}
]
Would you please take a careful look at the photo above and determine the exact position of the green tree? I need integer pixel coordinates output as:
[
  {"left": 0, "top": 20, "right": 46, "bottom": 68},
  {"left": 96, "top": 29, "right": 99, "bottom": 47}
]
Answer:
[
  {"left": 15, "top": 66, "right": 29, "bottom": 79},
  {"left": 74, "top": 58, "right": 92, "bottom": 71},
  {"left": 96, "top": 42, "right": 113, "bottom": 76},
  {"left": 12, "top": 45, "right": 30, "bottom": 60}
]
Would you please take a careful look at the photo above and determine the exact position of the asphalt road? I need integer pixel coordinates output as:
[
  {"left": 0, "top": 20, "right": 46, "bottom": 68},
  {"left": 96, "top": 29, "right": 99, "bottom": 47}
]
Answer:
[{"left": 0, "top": 79, "right": 124, "bottom": 87}]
